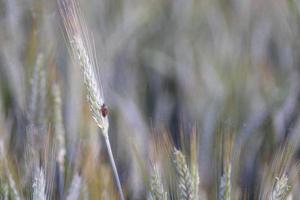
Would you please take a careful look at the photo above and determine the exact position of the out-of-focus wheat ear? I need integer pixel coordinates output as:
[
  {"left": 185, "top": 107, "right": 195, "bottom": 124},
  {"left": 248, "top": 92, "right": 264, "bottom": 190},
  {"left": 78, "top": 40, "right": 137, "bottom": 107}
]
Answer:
[
  {"left": 28, "top": 54, "right": 44, "bottom": 124},
  {"left": 150, "top": 165, "right": 168, "bottom": 200},
  {"left": 52, "top": 83, "right": 66, "bottom": 197},
  {"left": 271, "top": 175, "right": 290, "bottom": 200},
  {"left": 0, "top": 93, "right": 3, "bottom": 123},
  {"left": 0, "top": 99, "right": 18, "bottom": 200},
  {"left": 173, "top": 148, "right": 194, "bottom": 200},
  {"left": 82, "top": 181, "right": 89, "bottom": 200},
  {"left": 286, "top": 194, "right": 292, "bottom": 200},
  {"left": 0, "top": 141, "right": 21, "bottom": 200},
  {"left": 66, "top": 173, "right": 82, "bottom": 200},
  {"left": 37, "top": 61, "right": 46, "bottom": 130},
  {"left": 52, "top": 84, "right": 66, "bottom": 171},
  {"left": 32, "top": 167, "right": 47, "bottom": 200},
  {"left": 219, "top": 163, "right": 231, "bottom": 200},
  {"left": 191, "top": 164, "right": 200, "bottom": 200},
  {"left": 2, "top": 183, "right": 8, "bottom": 200},
  {"left": 191, "top": 166, "right": 207, "bottom": 200},
  {"left": 190, "top": 127, "right": 206, "bottom": 200},
  {"left": 6, "top": 169, "right": 20, "bottom": 200}
]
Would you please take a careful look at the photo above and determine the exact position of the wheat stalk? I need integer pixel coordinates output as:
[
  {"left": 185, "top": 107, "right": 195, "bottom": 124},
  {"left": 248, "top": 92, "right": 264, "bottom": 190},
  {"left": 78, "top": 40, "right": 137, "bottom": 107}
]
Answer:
[
  {"left": 57, "top": 1, "right": 124, "bottom": 199},
  {"left": 173, "top": 148, "right": 194, "bottom": 200}
]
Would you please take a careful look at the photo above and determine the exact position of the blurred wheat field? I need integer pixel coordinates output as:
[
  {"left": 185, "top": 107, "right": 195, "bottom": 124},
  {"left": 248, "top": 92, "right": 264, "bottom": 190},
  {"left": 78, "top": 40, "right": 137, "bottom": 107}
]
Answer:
[{"left": 0, "top": 0, "right": 300, "bottom": 199}]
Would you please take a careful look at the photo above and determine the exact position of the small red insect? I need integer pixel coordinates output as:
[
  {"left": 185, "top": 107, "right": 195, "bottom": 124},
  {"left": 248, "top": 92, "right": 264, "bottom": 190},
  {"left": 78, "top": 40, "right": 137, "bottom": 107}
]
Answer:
[{"left": 101, "top": 103, "right": 109, "bottom": 117}]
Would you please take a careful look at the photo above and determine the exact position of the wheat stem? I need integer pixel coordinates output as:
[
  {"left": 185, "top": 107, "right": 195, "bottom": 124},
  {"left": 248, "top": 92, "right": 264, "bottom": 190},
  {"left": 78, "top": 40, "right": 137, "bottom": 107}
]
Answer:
[{"left": 104, "top": 135, "right": 125, "bottom": 200}]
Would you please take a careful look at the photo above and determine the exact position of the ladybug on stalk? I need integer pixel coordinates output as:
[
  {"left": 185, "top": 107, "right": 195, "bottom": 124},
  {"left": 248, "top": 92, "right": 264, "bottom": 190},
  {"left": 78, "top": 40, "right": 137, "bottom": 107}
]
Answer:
[{"left": 100, "top": 103, "right": 108, "bottom": 117}]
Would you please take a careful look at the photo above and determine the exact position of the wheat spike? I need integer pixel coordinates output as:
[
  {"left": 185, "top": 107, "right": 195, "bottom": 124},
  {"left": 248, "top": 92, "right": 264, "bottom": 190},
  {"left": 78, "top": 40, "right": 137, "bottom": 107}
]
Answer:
[
  {"left": 73, "top": 35, "right": 109, "bottom": 135},
  {"left": 191, "top": 164, "right": 200, "bottom": 200},
  {"left": 58, "top": 0, "right": 108, "bottom": 136},
  {"left": 271, "top": 175, "right": 290, "bottom": 200},
  {"left": 2, "top": 183, "right": 8, "bottom": 200},
  {"left": 0, "top": 140, "right": 21, "bottom": 200},
  {"left": 58, "top": 1, "right": 124, "bottom": 199},
  {"left": 219, "top": 163, "right": 231, "bottom": 200},
  {"left": 6, "top": 170, "right": 20, "bottom": 200},
  {"left": 53, "top": 84, "right": 66, "bottom": 199},
  {"left": 32, "top": 167, "right": 46, "bottom": 200},
  {"left": 53, "top": 84, "right": 66, "bottom": 173},
  {"left": 173, "top": 149, "right": 194, "bottom": 200},
  {"left": 28, "top": 54, "right": 43, "bottom": 124},
  {"left": 37, "top": 62, "right": 46, "bottom": 129},
  {"left": 150, "top": 165, "right": 167, "bottom": 200},
  {"left": 66, "top": 173, "right": 82, "bottom": 200}
]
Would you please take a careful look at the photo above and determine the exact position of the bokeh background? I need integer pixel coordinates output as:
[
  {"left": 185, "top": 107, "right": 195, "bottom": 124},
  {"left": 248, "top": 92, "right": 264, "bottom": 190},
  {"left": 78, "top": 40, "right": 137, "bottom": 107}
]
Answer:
[{"left": 0, "top": 0, "right": 300, "bottom": 199}]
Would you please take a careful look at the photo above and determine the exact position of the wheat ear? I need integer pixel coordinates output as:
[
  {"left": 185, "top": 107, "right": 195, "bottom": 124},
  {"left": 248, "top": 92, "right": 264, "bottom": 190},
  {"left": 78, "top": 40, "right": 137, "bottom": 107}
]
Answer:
[
  {"left": 191, "top": 164, "right": 200, "bottom": 200},
  {"left": 219, "top": 163, "right": 231, "bottom": 200},
  {"left": 53, "top": 84, "right": 66, "bottom": 198},
  {"left": 173, "top": 148, "right": 194, "bottom": 200},
  {"left": 58, "top": 0, "right": 108, "bottom": 135},
  {"left": 32, "top": 167, "right": 46, "bottom": 200},
  {"left": 57, "top": 1, "right": 124, "bottom": 199},
  {"left": 66, "top": 173, "right": 82, "bottom": 200},
  {"left": 150, "top": 165, "right": 167, "bottom": 200},
  {"left": 53, "top": 84, "right": 66, "bottom": 174},
  {"left": 271, "top": 175, "right": 290, "bottom": 200}
]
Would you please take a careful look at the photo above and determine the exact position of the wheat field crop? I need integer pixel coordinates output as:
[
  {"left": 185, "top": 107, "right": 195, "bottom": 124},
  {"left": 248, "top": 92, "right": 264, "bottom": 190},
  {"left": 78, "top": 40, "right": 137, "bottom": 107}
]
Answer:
[{"left": 0, "top": 0, "right": 300, "bottom": 199}]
